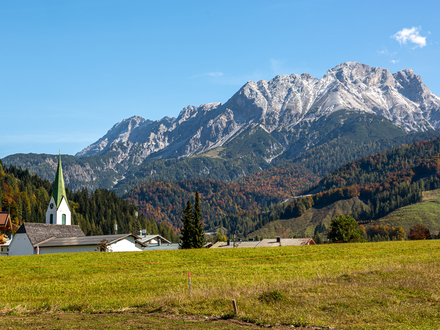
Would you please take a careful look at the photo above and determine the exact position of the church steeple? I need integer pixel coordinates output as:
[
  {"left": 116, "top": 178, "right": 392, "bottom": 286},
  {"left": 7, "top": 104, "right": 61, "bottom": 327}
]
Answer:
[
  {"left": 45, "top": 152, "right": 71, "bottom": 225},
  {"left": 52, "top": 151, "right": 68, "bottom": 208}
]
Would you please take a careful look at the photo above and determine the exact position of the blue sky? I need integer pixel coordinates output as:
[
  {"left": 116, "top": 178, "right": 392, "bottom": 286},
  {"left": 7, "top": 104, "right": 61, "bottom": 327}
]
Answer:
[{"left": 1, "top": 0, "right": 439, "bottom": 158}]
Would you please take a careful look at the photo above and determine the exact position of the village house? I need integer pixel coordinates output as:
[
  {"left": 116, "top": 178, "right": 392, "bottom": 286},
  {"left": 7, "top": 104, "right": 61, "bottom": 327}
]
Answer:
[
  {"left": 0, "top": 212, "right": 15, "bottom": 256},
  {"left": 8, "top": 222, "right": 147, "bottom": 255},
  {"left": 0, "top": 212, "right": 13, "bottom": 232},
  {"left": 137, "top": 232, "right": 180, "bottom": 251},
  {"left": 210, "top": 237, "right": 316, "bottom": 248}
]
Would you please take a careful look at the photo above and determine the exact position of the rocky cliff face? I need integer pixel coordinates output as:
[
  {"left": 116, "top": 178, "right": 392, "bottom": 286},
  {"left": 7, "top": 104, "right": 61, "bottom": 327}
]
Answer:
[{"left": 76, "top": 62, "right": 440, "bottom": 164}]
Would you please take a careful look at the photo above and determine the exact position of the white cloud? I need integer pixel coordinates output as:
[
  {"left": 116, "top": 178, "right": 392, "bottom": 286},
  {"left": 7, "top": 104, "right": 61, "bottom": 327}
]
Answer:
[
  {"left": 390, "top": 59, "right": 399, "bottom": 64},
  {"left": 392, "top": 27, "right": 427, "bottom": 48}
]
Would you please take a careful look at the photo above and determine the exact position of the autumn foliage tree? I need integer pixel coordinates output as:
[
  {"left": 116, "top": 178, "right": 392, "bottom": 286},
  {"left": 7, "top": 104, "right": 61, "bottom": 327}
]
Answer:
[
  {"left": 365, "top": 224, "right": 405, "bottom": 241},
  {"left": 409, "top": 224, "right": 431, "bottom": 240}
]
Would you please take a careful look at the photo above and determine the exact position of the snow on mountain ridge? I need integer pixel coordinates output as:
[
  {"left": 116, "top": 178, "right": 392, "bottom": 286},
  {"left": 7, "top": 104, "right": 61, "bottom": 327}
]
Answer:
[{"left": 76, "top": 62, "right": 440, "bottom": 168}]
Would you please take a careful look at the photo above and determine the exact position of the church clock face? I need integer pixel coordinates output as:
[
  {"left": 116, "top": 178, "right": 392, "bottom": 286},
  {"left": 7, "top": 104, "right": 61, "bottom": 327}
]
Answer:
[{"left": 50, "top": 203, "right": 54, "bottom": 209}]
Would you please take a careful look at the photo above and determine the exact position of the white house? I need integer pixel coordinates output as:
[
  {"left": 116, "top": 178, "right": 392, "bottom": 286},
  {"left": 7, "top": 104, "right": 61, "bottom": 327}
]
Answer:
[
  {"left": 8, "top": 222, "right": 146, "bottom": 255},
  {"left": 36, "top": 233, "right": 146, "bottom": 254},
  {"left": 136, "top": 233, "right": 179, "bottom": 251},
  {"left": 1, "top": 237, "right": 11, "bottom": 256},
  {"left": 8, "top": 222, "right": 86, "bottom": 256}
]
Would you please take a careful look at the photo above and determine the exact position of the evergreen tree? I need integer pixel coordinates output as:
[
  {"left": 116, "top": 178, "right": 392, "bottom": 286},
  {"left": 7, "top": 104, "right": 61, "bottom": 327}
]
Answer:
[
  {"left": 179, "top": 200, "right": 194, "bottom": 249},
  {"left": 192, "top": 190, "right": 205, "bottom": 248},
  {"left": 328, "top": 215, "right": 364, "bottom": 243},
  {"left": 179, "top": 191, "right": 205, "bottom": 249},
  {"left": 313, "top": 233, "right": 323, "bottom": 244}
]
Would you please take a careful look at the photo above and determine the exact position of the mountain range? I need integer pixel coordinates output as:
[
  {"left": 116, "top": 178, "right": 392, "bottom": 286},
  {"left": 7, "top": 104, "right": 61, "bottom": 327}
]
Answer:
[{"left": 4, "top": 62, "right": 440, "bottom": 194}]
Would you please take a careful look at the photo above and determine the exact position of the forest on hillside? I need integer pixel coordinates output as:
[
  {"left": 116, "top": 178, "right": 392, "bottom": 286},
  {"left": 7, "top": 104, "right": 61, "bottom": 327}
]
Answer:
[
  {"left": 220, "top": 137, "right": 440, "bottom": 237},
  {"left": 0, "top": 160, "right": 178, "bottom": 242},
  {"left": 124, "top": 163, "right": 320, "bottom": 233},
  {"left": 122, "top": 129, "right": 440, "bottom": 233}
]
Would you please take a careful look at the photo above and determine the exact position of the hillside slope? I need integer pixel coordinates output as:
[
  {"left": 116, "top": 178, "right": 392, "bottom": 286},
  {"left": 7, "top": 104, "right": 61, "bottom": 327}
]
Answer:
[
  {"left": 372, "top": 189, "right": 440, "bottom": 234},
  {"left": 250, "top": 197, "right": 369, "bottom": 238},
  {"left": 241, "top": 136, "right": 440, "bottom": 238}
]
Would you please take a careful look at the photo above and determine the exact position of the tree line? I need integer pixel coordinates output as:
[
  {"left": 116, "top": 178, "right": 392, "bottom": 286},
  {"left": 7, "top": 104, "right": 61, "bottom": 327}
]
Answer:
[{"left": 326, "top": 215, "right": 433, "bottom": 243}]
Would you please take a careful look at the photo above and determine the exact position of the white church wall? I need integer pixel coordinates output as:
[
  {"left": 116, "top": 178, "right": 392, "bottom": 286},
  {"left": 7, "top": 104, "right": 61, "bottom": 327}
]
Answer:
[
  {"left": 9, "top": 234, "right": 35, "bottom": 256},
  {"left": 56, "top": 198, "right": 71, "bottom": 225},
  {"left": 45, "top": 197, "right": 71, "bottom": 225},
  {"left": 45, "top": 197, "right": 57, "bottom": 224}
]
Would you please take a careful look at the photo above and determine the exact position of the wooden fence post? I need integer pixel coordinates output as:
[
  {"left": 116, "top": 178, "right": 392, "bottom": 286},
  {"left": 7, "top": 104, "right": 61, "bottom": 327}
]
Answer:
[{"left": 232, "top": 299, "right": 238, "bottom": 314}]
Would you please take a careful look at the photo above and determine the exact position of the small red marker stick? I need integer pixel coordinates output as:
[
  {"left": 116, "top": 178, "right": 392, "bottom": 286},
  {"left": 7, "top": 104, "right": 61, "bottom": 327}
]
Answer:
[{"left": 189, "top": 271, "right": 192, "bottom": 295}]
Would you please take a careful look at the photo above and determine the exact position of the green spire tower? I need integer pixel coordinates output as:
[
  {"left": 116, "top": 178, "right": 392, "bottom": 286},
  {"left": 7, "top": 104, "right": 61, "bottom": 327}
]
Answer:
[
  {"left": 52, "top": 151, "right": 68, "bottom": 208},
  {"left": 45, "top": 151, "right": 71, "bottom": 225}
]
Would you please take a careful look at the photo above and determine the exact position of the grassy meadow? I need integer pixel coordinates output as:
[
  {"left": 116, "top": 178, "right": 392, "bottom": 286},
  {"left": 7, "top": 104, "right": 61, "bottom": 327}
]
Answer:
[
  {"left": 1, "top": 240, "right": 440, "bottom": 329},
  {"left": 376, "top": 189, "right": 440, "bottom": 234}
]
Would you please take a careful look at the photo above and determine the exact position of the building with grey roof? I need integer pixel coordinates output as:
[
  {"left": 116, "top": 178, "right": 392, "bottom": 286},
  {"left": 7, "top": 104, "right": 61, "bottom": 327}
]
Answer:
[
  {"left": 136, "top": 233, "right": 179, "bottom": 251},
  {"left": 211, "top": 237, "right": 315, "bottom": 249},
  {"left": 8, "top": 223, "right": 146, "bottom": 255}
]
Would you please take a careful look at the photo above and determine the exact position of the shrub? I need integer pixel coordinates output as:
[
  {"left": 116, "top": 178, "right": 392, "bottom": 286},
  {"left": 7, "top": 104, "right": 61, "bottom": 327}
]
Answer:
[{"left": 409, "top": 224, "right": 431, "bottom": 240}]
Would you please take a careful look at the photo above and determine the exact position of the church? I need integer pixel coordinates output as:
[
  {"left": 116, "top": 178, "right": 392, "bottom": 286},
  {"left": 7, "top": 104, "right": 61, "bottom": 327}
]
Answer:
[{"left": 8, "top": 153, "right": 146, "bottom": 256}]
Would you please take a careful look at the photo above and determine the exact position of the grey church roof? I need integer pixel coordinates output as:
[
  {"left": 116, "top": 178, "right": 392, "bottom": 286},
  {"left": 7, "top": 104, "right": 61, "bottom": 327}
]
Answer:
[
  {"left": 38, "top": 233, "right": 146, "bottom": 248},
  {"left": 16, "top": 223, "right": 85, "bottom": 247}
]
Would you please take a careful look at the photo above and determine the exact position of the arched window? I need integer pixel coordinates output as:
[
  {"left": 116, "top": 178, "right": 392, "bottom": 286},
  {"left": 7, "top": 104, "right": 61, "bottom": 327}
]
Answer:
[
  {"left": 50, "top": 214, "right": 53, "bottom": 224},
  {"left": 62, "top": 214, "right": 66, "bottom": 225}
]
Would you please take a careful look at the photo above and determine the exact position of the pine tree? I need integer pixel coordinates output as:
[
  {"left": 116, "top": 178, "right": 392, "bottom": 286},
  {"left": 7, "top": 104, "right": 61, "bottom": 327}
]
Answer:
[
  {"left": 180, "top": 200, "right": 194, "bottom": 249},
  {"left": 179, "top": 191, "right": 205, "bottom": 249},
  {"left": 192, "top": 190, "right": 205, "bottom": 248}
]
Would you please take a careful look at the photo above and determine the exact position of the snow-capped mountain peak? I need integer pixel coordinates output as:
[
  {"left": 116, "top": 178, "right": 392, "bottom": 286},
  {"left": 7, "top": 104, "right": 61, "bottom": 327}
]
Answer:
[{"left": 76, "top": 62, "right": 440, "bottom": 167}]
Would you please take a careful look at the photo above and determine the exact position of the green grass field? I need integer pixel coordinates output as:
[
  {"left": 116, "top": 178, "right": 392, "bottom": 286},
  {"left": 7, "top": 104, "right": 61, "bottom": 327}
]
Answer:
[
  {"left": 1, "top": 240, "right": 440, "bottom": 329},
  {"left": 374, "top": 189, "right": 440, "bottom": 234}
]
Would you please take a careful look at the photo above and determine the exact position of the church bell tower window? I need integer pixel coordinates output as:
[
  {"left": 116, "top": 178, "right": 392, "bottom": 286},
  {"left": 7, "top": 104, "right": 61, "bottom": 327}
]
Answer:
[
  {"left": 50, "top": 214, "right": 53, "bottom": 224},
  {"left": 62, "top": 214, "right": 66, "bottom": 225}
]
